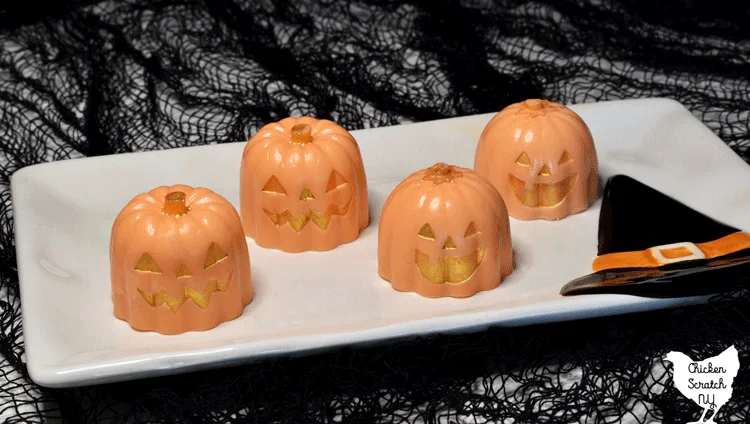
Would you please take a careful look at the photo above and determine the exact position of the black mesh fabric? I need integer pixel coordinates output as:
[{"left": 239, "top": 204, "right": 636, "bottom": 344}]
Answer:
[{"left": 1, "top": 0, "right": 750, "bottom": 422}]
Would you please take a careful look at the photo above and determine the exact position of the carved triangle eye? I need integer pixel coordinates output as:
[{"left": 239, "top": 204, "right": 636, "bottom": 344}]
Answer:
[
  {"left": 204, "top": 243, "right": 228, "bottom": 269},
  {"left": 326, "top": 170, "right": 348, "bottom": 192},
  {"left": 418, "top": 223, "right": 435, "bottom": 240},
  {"left": 443, "top": 237, "right": 457, "bottom": 250},
  {"left": 262, "top": 176, "right": 287, "bottom": 195},
  {"left": 516, "top": 152, "right": 531, "bottom": 166},
  {"left": 176, "top": 264, "right": 193, "bottom": 278},
  {"left": 464, "top": 221, "right": 481, "bottom": 237},
  {"left": 558, "top": 150, "right": 572, "bottom": 164},
  {"left": 135, "top": 253, "right": 162, "bottom": 274}
]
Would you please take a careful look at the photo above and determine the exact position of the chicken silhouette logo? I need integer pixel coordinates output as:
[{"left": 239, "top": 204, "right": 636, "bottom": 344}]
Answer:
[{"left": 664, "top": 346, "right": 740, "bottom": 424}]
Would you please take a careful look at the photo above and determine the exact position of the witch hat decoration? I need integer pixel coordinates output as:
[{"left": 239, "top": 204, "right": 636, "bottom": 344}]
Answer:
[{"left": 560, "top": 175, "right": 750, "bottom": 297}]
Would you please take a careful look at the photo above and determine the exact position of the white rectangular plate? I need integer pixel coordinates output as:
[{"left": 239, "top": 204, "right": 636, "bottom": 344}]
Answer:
[{"left": 12, "top": 98, "right": 750, "bottom": 388}]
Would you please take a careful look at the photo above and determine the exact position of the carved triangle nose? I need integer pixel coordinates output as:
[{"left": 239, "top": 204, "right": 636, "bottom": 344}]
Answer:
[
  {"left": 443, "top": 237, "right": 457, "bottom": 250},
  {"left": 299, "top": 188, "right": 315, "bottom": 200}
]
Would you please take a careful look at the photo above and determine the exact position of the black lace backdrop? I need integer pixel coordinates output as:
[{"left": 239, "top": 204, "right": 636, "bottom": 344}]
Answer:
[{"left": 1, "top": 0, "right": 749, "bottom": 422}]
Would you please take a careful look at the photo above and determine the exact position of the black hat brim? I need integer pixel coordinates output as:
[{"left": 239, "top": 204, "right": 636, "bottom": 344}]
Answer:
[{"left": 560, "top": 248, "right": 750, "bottom": 297}]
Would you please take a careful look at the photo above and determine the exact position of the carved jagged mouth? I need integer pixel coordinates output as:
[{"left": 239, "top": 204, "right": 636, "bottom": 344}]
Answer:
[
  {"left": 415, "top": 246, "right": 486, "bottom": 285},
  {"left": 264, "top": 198, "right": 352, "bottom": 232},
  {"left": 137, "top": 272, "right": 233, "bottom": 313},
  {"left": 509, "top": 174, "right": 577, "bottom": 208}
]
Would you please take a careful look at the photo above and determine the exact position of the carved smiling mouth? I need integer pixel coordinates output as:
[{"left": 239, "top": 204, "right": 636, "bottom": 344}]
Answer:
[
  {"left": 138, "top": 271, "right": 233, "bottom": 312},
  {"left": 509, "top": 174, "right": 577, "bottom": 207},
  {"left": 415, "top": 246, "right": 486, "bottom": 285},
  {"left": 264, "top": 198, "right": 352, "bottom": 232}
]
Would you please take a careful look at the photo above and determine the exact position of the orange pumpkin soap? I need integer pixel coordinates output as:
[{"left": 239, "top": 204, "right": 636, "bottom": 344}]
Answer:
[
  {"left": 240, "top": 116, "right": 369, "bottom": 253},
  {"left": 110, "top": 185, "right": 253, "bottom": 335},
  {"left": 474, "top": 99, "right": 599, "bottom": 221},
  {"left": 378, "top": 163, "right": 513, "bottom": 298}
]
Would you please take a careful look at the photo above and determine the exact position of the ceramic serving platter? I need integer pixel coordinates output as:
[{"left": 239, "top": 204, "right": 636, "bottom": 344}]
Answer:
[{"left": 11, "top": 98, "right": 750, "bottom": 388}]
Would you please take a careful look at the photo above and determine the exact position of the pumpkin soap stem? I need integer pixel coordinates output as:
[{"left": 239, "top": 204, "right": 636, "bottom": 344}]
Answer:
[
  {"left": 163, "top": 191, "right": 190, "bottom": 216},
  {"left": 423, "top": 162, "right": 463, "bottom": 185},
  {"left": 290, "top": 124, "right": 313, "bottom": 144},
  {"left": 523, "top": 99, "right": 546, "bottom": 110}
]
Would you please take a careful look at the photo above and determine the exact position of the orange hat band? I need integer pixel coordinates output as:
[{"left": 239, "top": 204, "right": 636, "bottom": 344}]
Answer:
[{"left": 592, "top": 231, "right": 750, "bottom": 272}]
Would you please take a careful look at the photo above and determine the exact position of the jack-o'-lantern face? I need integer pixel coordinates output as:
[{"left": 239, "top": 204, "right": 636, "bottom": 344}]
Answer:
[
  {"left": 474, "top": 99, "right": 599, "bottom": 220},
  {"left": 260, "top": 168, "right": 352, "bottom": 233},
  {"left": 133, "top": 242, "right": 233, "bottom": 312},
  {"left": 378, "top": 163, "right": 513, "bottom": 298},
  {"left": 241, "top": 117, "right": 369, "bottom": 252},
  {"left": 415, "top": 221, "right": 486, "bottom": 285},
  {"left": 111, "top": 186, "right": 253, "bottom": 335}
]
